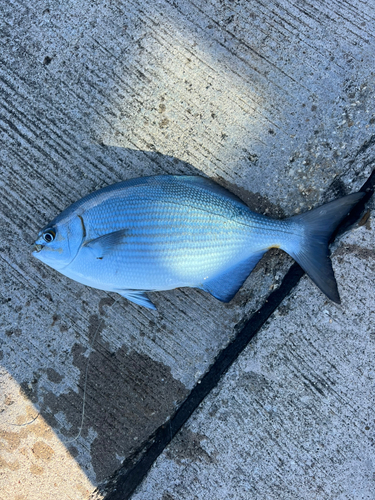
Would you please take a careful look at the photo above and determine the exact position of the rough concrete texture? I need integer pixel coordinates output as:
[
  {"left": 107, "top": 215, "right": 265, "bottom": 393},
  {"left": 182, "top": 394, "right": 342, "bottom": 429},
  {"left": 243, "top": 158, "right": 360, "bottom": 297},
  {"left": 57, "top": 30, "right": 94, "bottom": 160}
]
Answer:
[
  {"left": 0, "top": 0, "right": 374, "bottom": 498},
  {"left": 133, "top": 209, "right": 375, "bottom": 500}
]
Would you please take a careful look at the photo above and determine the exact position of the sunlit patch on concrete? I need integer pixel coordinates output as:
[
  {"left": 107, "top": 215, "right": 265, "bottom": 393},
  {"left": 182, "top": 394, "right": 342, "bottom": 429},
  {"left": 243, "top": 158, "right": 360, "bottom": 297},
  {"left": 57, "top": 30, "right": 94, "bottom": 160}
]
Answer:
[
  {"left": 99, "top": 16, "right": 267, "bottom": 181},
  {"left": 0, "top": 367, "right": 94, "bottom": 499}
]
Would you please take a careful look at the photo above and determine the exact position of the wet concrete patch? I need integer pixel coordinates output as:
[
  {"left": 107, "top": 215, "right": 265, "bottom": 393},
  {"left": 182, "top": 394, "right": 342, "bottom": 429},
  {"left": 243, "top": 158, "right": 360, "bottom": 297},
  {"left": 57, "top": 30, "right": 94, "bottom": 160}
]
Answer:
[
  {"left": 39, "top": 340, "right": 188, "bottom": 482},
  {"left": 166, "top": 427, "right": 216, "bottom": 465},
  {"left": 45, "top": 368, "right": 64, "bottom": 384},
  {"left": 32, "top": 441, "right": 55, "bottom": 460},
  {"left": 98, "top": 297, "right": 116, "bottom": 316},
  {"left": 335, "top": 243, "right": 375, "bottom": 263}
]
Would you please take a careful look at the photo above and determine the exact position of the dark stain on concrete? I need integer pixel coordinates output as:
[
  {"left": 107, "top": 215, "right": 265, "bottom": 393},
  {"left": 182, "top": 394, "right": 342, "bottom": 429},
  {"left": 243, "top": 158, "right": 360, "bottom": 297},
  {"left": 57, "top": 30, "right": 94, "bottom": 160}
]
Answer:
[
  {"left": 335, "top": 243, "right": 375, "bottom": 268},
  {"left": 88, "top": 314, "right": 106, "bottom": 342},
  {"left": 5, "top": 328, "right": 22, "bottom": 337},
  {"left": 68, "top": 445, "right": 79, "bottom": 458},
  {"left": 260, "top": 248, "right": 287, "bottom": 274},
  {"left": 45, "top": 367, "right": 64, "bottom": 384},
  {"left": 278, "top": 303, "right": 292, "bottom": 317},
  {"left": 51, "top": 314, "right": 60, "bottom": 327},
  {"left": 162, "top": 493, "right": 177, "bottom": 500},
  {"left": 39, "top": 340, "right": 188, "bottom": 482},
  {"left": 212, "top": 176, "right": 286, "bottom": 218},
  {"left": 59, "top": 323, "right": 68, "bottom": 333},
  {"left": 43, "top": 55, "right": 53, "bottom": 66},
  {"left": 357, "top": 209, "right": 371, "bottom": 229},
  {"left": 98, "top": 297, "right": 116, "bottom": 316},
  {"left": 167, "top": 427, "right": 216, "bottom": 465},
  {"left": 19, "top": 380, "right": 39, "bottom": 404},
  {"left": 238, "top": 371, "right": 270, "bottom": 394},
  {"left": 323, "top": 177, "right": 348, "bottom": 201}
]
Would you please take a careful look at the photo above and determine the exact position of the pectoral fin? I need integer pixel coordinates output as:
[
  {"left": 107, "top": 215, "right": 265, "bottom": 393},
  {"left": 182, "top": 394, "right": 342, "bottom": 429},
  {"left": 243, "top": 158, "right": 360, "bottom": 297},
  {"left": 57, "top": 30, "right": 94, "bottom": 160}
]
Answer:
[
  {"left": 115, "top": 289, "right": 157, "bottom": 310},
  {"left": 201, "top": 251, "right": 266, "bottom": 302},
  {"left": 85, "top": 230, "right": 128, "bottom": 259}
]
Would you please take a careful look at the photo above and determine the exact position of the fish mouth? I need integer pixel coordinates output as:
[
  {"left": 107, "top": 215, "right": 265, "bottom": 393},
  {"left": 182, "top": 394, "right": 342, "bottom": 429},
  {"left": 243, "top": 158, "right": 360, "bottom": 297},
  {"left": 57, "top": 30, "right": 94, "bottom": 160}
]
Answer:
[{"left": 32, "top": 243, "right": 44, "bottom": 253}]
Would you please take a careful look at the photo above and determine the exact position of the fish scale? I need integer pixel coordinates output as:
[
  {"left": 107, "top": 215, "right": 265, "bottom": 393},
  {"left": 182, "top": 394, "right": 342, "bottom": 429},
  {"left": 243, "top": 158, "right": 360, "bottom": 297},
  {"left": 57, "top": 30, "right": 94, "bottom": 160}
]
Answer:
[{"left": 33, "top": 175, "right": 364, "bottom": 309}]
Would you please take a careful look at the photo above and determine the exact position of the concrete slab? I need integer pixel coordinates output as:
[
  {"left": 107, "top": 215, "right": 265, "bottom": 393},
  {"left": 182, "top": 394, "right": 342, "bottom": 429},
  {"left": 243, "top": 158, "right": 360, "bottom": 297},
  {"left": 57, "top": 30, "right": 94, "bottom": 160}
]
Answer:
[
  {"left": 132, "top": 206, "right": 375, "bottom": 500},
  {"left": 0, "top": 0, "right": 374, "bottom": 498}
]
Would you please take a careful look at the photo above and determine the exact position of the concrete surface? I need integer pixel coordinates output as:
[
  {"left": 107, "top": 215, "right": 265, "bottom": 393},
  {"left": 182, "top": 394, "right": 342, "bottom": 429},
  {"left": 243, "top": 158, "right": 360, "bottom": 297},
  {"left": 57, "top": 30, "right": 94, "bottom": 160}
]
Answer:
[
  {"left": 0, "top": 0, "right": 374, "bottom": 498},
  {"left": 133, "top": 207, "right": 375, "bottom": 500}
]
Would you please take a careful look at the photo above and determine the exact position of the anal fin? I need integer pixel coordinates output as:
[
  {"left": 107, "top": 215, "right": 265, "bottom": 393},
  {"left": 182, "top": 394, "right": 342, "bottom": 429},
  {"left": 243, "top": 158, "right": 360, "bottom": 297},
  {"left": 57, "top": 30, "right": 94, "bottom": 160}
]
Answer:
[
  {"left": 115, "top": 289, "right": 157, "bottom": 310},
  {"left": 201, "top": 251, "right": 266, "bottom": 302}
]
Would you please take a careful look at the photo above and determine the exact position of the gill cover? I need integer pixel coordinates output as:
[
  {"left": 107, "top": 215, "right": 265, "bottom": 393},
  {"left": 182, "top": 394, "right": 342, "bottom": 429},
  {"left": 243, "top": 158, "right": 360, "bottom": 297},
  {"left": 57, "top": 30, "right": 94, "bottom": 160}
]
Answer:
[{"left": 33, "top": 215, "right": 85, "bottom": 270}]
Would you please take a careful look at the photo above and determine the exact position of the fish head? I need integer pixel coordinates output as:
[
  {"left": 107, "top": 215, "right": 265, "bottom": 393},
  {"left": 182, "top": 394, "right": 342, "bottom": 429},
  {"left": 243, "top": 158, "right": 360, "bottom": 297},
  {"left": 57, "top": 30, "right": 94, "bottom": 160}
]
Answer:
[{"left": 32, "top": 214, "right": 85, "bottom": 271}]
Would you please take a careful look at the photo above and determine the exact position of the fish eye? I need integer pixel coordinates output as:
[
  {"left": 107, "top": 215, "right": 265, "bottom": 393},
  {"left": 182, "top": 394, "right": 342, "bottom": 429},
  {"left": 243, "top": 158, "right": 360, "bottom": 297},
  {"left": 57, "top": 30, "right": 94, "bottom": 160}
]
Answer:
[{"left": 43, "top": 230, "right": 55, "bottom": 243}]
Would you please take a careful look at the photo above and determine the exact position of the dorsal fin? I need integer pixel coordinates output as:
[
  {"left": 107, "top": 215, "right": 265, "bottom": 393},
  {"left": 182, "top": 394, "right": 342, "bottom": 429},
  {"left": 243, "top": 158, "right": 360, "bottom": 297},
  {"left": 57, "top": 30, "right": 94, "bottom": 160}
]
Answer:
[{"left": 175, "top": 176, "right": 248, "bottom": 208}]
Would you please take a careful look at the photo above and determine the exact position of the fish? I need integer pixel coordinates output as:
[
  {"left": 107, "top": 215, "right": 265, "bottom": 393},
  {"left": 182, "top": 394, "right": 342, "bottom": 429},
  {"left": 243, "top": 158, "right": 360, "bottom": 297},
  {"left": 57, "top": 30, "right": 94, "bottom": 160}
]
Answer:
[{"left": 32, "top": 175, "right": 364, "bottom": 309}]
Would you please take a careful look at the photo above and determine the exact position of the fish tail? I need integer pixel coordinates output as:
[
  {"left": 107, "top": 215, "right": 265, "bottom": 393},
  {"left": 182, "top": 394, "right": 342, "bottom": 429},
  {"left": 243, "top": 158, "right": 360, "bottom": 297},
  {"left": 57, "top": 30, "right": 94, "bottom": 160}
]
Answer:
[{"left": 284, "top": 192, "right": 365, "bottom": 303}]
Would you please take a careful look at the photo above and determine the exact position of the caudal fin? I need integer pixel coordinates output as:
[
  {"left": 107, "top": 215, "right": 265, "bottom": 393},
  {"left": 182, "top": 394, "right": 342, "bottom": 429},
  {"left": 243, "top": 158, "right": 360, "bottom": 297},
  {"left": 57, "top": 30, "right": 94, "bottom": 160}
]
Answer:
[{"left": 286, "top": 192, "right": 365, "bottom": 303}]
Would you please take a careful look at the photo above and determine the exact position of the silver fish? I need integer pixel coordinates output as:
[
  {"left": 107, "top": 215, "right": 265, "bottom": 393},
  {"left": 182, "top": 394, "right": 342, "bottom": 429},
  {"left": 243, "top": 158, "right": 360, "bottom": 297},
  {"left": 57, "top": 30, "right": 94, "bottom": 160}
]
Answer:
[{"left": 32, "top": 175, "right": 364, "bottom": 309}]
